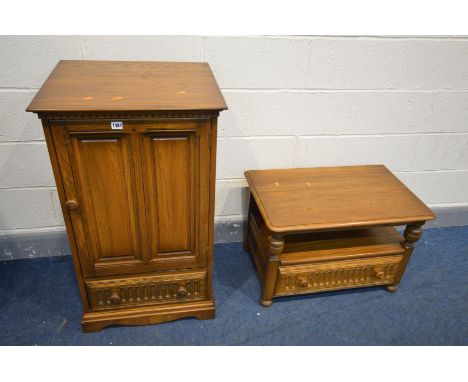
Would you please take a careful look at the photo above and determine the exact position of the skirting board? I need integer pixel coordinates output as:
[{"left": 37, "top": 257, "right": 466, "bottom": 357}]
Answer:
[{"left": 1, "top": 205, "right": 467, "bottom": 261}]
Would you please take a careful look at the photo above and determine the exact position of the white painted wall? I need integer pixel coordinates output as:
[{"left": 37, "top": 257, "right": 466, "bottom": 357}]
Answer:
[{"left": 1, "top": 36, "right": 467, "bottom": 234}]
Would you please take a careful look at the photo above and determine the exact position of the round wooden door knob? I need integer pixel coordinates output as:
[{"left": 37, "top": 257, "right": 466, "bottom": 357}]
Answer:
[
  {"left": 374, "top": 270, "right": 385, "bottom": 279},
  {"left": 177, "top": 286, "right": 188, "bottom": 297},
  {"left": 110, "top": 292, "right": 121, "bottom": 305},
  {"left": 65, "top": 200, "right": 79, "bottom": 211}
]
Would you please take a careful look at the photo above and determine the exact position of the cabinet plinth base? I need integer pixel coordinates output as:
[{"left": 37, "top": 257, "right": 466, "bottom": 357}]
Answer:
[{"left": 81, "top": 300, "right": 215, "bottom": 333}]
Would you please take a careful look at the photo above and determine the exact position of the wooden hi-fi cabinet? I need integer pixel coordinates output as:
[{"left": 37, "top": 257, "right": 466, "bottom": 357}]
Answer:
[
  {"left": 27, "top": 60, "right": 227, "bottom": 332},
  {"left": 244, "top": 165, "right": 435, "bottom": 307}
]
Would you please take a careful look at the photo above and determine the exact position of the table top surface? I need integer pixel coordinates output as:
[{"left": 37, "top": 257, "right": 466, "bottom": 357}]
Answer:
[
  {"left": 245, "top": 165, "right": 435, "bottom": 233},
  {"left": 27, "top": 60, "right": 227, "bottom": 113}
]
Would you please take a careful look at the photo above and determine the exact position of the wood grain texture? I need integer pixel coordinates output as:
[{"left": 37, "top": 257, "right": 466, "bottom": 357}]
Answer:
[
  {"left": 81, "top": 300, "right": 215, "bottom": 333},
  {"left": 386, "top": 222, "right": 425, "bottom": 292},
  {"left": 67, "top": 132, "right": 141, "bottom": 261},
  {"left": 260, "top": 233, "right": 284, "bottom": 307},
  {"left": 205, "top": 117, "right": 218, "bottom": 298},
  {"left": 275, "top": 255, "right": 402, "bottom": 296},
  {"left": 281, "top": 226, "right": 404, "bottom": 265},
  {"left": 42, "top": 123, "right": 91, "bottom": 312},
  {"left": 244, "top": 166, "right": 434, "bottom": 306},
  {"left": 85, "top": 270, "right": 207, "bottom": 310},
  {"left": 29, "top": 61, "right": 225, "bottom": 331},
  {"left": 27, "top": 60, "right": 227, "bottom": 112},
  {"left": 146, "top": 132, "right": 194, "bottom": 254},
  {"left": 245, "top": 165, "right": 435, "bottom": 233}
]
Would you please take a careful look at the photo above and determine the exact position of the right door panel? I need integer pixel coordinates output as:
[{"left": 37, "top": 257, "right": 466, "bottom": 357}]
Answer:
[{"left": 140, "top": 122, "right": 209, "bottom": 269}]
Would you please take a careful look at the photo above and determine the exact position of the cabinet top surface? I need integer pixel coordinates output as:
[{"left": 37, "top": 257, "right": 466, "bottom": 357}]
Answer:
[
  {"left": 245, "top": 165, "right": 435, "bottom": 233},
  {"left": 26, "top": 60, "right": 227, "bottom": 113}
]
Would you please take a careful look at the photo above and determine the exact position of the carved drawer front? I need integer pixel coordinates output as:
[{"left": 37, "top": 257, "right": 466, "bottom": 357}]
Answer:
[
  {"left": 86, "top": 270, "right": 207, "bottom": 311},
  {"left": 275, "top": 255, "right": 403, "bottom": 296}
]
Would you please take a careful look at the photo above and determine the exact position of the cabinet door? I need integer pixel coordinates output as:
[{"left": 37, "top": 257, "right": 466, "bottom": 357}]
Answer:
[
  {"left": 51, "top": 125, "right": 144, "bottom": 277},
  {"left": 140, "top": 121, "right": 210, "bottom": 270}
]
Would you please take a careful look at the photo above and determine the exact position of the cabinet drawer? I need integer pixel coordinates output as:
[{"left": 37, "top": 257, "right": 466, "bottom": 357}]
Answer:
[
  {"left": 275, "top": 255, "right": 402, "bottom": 296},
  {"left": 86, "top": 270, "right": 207, "bottom": 311}
]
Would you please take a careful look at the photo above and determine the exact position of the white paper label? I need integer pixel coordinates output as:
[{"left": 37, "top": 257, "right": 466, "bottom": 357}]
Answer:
[{"left": 111, "top": 121, "right": 123, "bottom": 130}]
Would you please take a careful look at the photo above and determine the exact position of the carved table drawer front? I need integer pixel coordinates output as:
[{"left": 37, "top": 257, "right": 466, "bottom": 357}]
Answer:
[
  {"left": 86, "top": 270, "right": 207, "bottom": 311},
  {"left": 276, "top": 255, "right": 403, "bottom": 296}
]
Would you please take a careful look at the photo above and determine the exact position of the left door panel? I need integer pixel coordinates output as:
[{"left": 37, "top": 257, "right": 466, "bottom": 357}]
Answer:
[{"left": 51, "top": 124, "right": 144, "bottom": 277}]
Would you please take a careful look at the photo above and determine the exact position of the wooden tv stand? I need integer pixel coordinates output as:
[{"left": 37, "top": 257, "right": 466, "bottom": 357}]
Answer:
[{"left": 244, "top": 165, "right": 435, "bottom": 306}]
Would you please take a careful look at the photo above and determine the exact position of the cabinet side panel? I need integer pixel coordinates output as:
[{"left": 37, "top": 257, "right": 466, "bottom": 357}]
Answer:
[
  {"left": 206, "top": 117, "right": 217, "bottom": 295},
  {"left": 43, "top": 122, "right": 91, "bottom": 310}
]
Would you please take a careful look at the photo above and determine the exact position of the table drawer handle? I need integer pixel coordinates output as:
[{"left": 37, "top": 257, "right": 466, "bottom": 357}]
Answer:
[
  {"left": 177, "top": 286, "right": 188, "bottom": 297},
  {"left": 110, "top": 292, "right": 121, "bottom": 305},
  {"left": 374, "top": 269, "right": 385, "bottom": 279}
]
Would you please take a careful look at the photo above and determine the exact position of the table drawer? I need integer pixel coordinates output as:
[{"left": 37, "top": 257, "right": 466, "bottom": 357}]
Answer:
[
  {"left": 86, "top": 270, "right": 207, "bottom": 311},
  {"left": 275, "top": 255, "right": 402, "bottom": 296}
]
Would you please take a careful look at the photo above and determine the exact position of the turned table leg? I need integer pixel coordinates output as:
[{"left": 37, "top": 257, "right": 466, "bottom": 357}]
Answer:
[
  {"left": 386, "top": 221, "right": 425, "bottom": 292},
  {"left": 260, "top": 232, "right": 284, "bottom": 307}
]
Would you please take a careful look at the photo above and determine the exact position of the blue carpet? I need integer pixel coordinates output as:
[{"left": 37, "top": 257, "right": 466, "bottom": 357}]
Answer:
[{"left": 0, "top": 226, "right": 467, "bottom": 345}]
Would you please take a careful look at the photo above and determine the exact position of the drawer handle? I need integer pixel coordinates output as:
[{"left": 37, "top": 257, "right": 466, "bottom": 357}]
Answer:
[
  {"left": 374, "top": 269, "right": 385, "bottom": 280},
  {"left": 298, "top": 277, "right": 310, "bottom": 288},
  {"left": 110, "top": 292, "right": 121, "bottom": 305},
  {"left": 65, "top": 200, "right": 79, "bottom": 211},
  {"left": 177, "top": 286, "right": 188, "bottom": 297}
]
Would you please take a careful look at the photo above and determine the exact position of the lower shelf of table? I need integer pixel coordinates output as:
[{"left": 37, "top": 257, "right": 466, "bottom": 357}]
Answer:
[{"left": 280, "top": 225, "right": 405, "bottom": 264}]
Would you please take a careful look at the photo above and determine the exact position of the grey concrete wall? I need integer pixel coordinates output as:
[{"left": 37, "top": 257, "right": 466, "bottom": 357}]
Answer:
[{"left": 0, "top": 36, "right": 467, "bottom": 237}]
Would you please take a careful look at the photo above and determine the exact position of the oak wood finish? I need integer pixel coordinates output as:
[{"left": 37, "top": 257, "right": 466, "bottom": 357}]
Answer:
[
  {"left": 27, "top": 60, "right": 227, "bottom": 112},
  {"left": 27, "top": 60, "right": 226, "bottom": 331},
  {"left": 276, "top": 255, "right": 403, "bottom": 296},
  {"left": 85, "top": 269, "right": 207, "bottom": 310},
  {"left": 244, "top": 165, "right": 435, "bottom": 306},
  {"left": 245, "top": 165, "right": 435, "bottom": 232}
]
